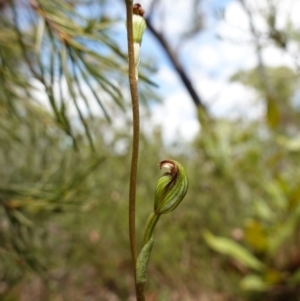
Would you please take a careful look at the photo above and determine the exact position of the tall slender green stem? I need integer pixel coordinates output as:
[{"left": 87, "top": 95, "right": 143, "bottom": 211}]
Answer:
[{"left": 125, "top": 0, "right": 142, "bottom": 299}]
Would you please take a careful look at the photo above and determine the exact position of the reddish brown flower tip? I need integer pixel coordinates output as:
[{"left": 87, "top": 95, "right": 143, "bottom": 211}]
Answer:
[
  {"left": 133, "top": 3, "right": 145, "bottom": 16},
  {"left": 159, "top": 160, "right": 178, "bottom": 176}
]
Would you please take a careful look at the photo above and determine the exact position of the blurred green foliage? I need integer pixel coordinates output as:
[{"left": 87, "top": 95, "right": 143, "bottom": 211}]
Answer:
[
  {"left": 202, "top": 79, "right": 300, "bottom": 299},
  {"left": 231, "top": 66, "right": 300, "bottom": 131},
  {"left": 1, "top": 0, "right": 300, "bottom": 301}
]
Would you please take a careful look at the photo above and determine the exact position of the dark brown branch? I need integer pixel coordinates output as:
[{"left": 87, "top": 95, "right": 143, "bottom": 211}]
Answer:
[{"left": 145, "top": 17, "right": 207, "bottom": 111}]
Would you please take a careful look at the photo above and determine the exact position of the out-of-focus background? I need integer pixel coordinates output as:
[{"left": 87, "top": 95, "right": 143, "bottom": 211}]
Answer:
[{"left": 1, "top": 0, "right": 300, "bottom": 300}]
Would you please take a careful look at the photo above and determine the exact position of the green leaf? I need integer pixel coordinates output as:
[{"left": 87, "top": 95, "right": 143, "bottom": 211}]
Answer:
[
  {"left": 277, "top": 135, "right": 300, "bottom": 152},
  {"left": 136, "top": 236, "right": 154, "bottom": 285},
  {"left": 264, "top": 181, "right": 286, "bottom": 210},
  {"left": 240, "top": 275, "right": 269, "bottom": 291},
  {"left": 253, "top": 199, "right": 275, "bottom": 222},
  {"left": 203, "top": 230, "right": 264, "bottom": 271}
]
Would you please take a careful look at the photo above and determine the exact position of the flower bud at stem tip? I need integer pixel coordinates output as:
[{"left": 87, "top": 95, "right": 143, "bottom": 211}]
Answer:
[{"left": 154, "top": 160, "right": 189, "bottom": 215}]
